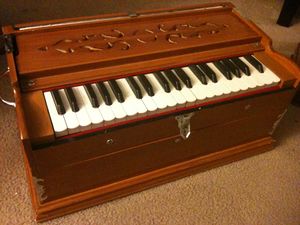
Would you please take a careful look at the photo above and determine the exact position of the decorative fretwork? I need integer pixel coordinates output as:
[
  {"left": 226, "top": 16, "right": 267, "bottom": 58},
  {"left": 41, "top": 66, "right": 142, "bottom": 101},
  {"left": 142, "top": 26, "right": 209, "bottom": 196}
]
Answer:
[{"left": 37, "top": 21, "right": 229, "bottom": 54}]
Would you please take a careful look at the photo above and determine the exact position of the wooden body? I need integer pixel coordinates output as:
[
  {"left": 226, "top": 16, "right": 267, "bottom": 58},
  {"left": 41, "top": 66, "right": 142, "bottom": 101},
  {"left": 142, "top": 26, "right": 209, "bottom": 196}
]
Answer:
[{"left": 2, "top": 2, "right": 300, "bottom": 222}]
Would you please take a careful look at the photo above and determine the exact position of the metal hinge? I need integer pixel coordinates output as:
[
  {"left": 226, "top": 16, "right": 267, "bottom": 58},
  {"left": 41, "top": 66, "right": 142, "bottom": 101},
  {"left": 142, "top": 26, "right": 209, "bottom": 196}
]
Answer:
[{"left": 0, "top": 34, "right": 18, "bottom": 55}]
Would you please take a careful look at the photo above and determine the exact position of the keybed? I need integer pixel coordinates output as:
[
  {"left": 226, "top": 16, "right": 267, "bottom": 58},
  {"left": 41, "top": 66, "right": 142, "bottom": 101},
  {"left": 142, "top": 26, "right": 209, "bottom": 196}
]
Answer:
[{"left": 44, "top": 55, "right": 280, "bottom": 137}]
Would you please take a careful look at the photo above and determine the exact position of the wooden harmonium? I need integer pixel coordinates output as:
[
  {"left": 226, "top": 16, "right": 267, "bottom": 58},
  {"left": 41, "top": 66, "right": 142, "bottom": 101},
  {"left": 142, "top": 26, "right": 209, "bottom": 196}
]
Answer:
[{"left": 2, "top": 2, "right": 300, "bottom": 222}]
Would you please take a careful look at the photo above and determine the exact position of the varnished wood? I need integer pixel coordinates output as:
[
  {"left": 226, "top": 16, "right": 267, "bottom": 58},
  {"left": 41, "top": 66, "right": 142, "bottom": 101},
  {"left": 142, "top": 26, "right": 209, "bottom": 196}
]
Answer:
[
  {"left": 5, "top": 52, "right": 29, "bottom": 140},
  {"left": 15, "top": 15, "right": 258, "bottom": 76},
  {"left": 34, "top": 90, "right": 293, "bottom": 171},
  {"left": 34, "top": 136, "right": 275, "bottom": 222},
  {"left": 20, "top": 43, "right": 262, "bottom": 92},
  {"left": 28, "top": 89, "right": 293, "bottom": 206},
  {"left": 2, "top": 4, "right": 263, "bottom": 91},
  {"left": 2, "top": 2, "right": 300, "bottom": 222},
  {"left": 22, "top": 91, "right": 54, "bottom": 143},
  {"left": 8, "top": 3, "right": 234, "bottom": 34},
  {"left": 20, "top": 140, "right": 40, "bottom": 219},
  {"left": 254, "top": 52, "right": 296, "bottom": 88},
  {"left": 25, "top": 85, "right": 287, "bottom": 143}
]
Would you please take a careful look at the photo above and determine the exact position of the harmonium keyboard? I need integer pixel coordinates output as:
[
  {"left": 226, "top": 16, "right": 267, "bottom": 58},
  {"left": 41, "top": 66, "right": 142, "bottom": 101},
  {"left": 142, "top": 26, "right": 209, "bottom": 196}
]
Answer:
[{"left": 1, "top": 2, "right": 300, "bottom": 222}]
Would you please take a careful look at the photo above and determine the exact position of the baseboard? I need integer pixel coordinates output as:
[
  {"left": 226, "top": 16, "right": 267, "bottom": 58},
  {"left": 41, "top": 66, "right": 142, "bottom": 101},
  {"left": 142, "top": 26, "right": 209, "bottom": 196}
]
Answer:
[{"left": 33, "top": 136, "right": 275, "bottom": 222}]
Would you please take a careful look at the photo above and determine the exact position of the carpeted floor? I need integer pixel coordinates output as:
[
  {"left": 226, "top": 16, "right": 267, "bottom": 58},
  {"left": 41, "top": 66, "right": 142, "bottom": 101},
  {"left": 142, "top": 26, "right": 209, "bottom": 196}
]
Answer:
[{"left": 1, "top": 1, "right": 300, "bottom": 224}]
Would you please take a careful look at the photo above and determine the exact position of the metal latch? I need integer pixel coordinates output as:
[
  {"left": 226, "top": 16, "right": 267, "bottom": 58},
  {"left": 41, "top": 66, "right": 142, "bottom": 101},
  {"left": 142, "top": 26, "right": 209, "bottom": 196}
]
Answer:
[
  {"left": 128, "top": 12, "right": 139, "bottom": 18},
  {"left": 0, "top": 34, "right": 17, "bottom": 55},
  {"left": 175, "top": 112, "right": 194, "bottom": 140}
]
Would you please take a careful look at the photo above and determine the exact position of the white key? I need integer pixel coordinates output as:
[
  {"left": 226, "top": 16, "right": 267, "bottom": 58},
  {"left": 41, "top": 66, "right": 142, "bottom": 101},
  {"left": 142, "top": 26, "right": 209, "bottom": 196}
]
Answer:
[
  {"left": 191, "top": 65, "right": 222, "bottom": 98},
  {"left": 232, "top": 73, "right": 251, "bottom": 91},
  {"left": 216, "top": 62, "right": 248, "bottom": 91},
  {"left": 192, "top": 65, "right": 224, "bottom": 97},
  {"left": 239, "top": 74, "right": 257, "bottom": 89},
  {"left": 182, "top": 67, "right": 210, "bottom": 100},
  {"left": 104, "top": 82, "right": 127, "bottom": 119},
  {"left": 144, "top": 74, "right": 168, "bottom": 109},
  {"left": 252, "top": 56, "right": 281, "bottom": 84},
  {"left": 120, "top": 78, "right": 147, "bottom": 114},
  {"left": 208, "top": 63, "right": 239, "bottom": 94},
  {"left": 58, "top": 89, "right": 80, "bottom": 134},
  {"left": 133, "top": 76, "right": 158, "bottom": 112},
  {"left": 44, "top": 92, "right": 68, "bottom": 137},
  {"left": 91, "top": 84, "right": 115, "bottom": 121},
  {"left": 171, "top": 70, "right": 197, "bottom": 103},
  {"left": 227, "top": 75, "right": 243, "bottom": 92},
  {"left": 245, "top": 56, "right": 273, "bottom": 85},
  {"left": 77, "top": 86, "right": 104, "bottom": 126},
  {"left": 207, "top": 76, "right": 225, "bottom": 96},
  {"left": 239, "top": 57, "right": 266, "bottom": 86},
  {"left": 72, "top": 87, "right": 92, "bottom": 131},
  {"left": 115, "top": 79, "right": 138, "bottom": 116},
  {"left": 233, "top": 63, "right": 258, "bottom": 89},
  {"left": 148, "top": 73, "right": 177, "bottom": 107},
  {"left": 233, "top": 76, "right": 249, "bottom": 91},
  {"left": 263, "top": 68, "right": 280, "bottom": 84},
  {"left": 223, "top": 75, "right": 242, "bottom": 93},
  {"left": 169, "top": 86, "right": 186, "bottom": 105},
  {"left": 162, "top": 72, "right": 186, "bottom": 106}
]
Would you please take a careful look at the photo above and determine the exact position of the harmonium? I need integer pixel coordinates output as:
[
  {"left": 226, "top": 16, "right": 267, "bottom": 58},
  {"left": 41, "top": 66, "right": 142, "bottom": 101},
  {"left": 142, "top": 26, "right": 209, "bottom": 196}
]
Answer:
[{"left": 1, "top": 2, "right": 300, "bottom": 222}]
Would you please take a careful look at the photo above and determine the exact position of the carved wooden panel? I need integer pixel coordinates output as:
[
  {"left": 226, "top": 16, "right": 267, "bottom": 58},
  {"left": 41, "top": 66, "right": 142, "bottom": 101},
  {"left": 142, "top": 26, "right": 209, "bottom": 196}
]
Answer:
[
  {"left": 15, "top": 8, "right": 260, "bottom": 76},
  {"left": 37, "top": 22, "right": 229, "bottom": 54}
]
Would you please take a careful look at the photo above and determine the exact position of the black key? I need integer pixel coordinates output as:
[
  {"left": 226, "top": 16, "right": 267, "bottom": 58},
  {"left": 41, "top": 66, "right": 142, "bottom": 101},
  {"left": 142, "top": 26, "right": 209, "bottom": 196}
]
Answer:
[
  {"left": 84, "top": 84, "right": 99, "bottom": 108},
  {"left": 197, "top": 64, "right": 218, "bottom": 83},
  {"left": 126, "top": 77, "right": 142, "bottom": 99},
  {"left": 189, "top": 65, "right": 207, "bottom": 85},
  {"left": 153, "top": 72, "right": 171, "bottom": 93},
  {"left": 64, "top": 88, "right": 79, "bottom": 112},
  {"left": 244, "top": 55, "right": 264, "bottom": 73},
  {"left": 221, "top": 59, "right": 241, "bottom": 78},
  {"left": 163, "top": 70, "right": 181, "bottom": 90},
  {"left": 51, "top": 90, "right": 65, "bottom": 115},
  {"left": 231, "top": 58, "right": 250, "bottom": 76},
  {"left": 213, "top": 61, "right": 232, "bottom": 80},
  {"left": 96, "top": 82, "right": 112, "bottom": 105},
  {"left": 108, "top": 80, "right": 124, "bottom": 103},
  {"left": 173, "top": 68, "right": 192, "bottom": 88},
  {"left": 137, "top": 75, "right": 154, "bottom": 96}
]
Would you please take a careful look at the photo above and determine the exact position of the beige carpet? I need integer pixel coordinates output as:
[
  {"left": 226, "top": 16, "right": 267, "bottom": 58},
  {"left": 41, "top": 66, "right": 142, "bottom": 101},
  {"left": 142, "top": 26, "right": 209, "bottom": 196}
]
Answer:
[{"left": 1, "top": 0, "right": 300, "bottom": 224}]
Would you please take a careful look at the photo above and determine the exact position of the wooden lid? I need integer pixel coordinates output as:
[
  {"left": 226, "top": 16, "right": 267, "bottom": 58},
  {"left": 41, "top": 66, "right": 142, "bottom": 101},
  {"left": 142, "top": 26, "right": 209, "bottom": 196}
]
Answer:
[{"left": 6, "top": 2, "right": 261, "bottom": 79}]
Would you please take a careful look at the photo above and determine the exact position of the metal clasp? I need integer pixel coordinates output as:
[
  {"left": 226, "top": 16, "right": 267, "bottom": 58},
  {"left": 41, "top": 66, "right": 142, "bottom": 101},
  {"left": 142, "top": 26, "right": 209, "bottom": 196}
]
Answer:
[
  {"left": 128, "top": 12, "right": 139, "bottom": 18},
  {"left": 0, "top": 34, "right": 17, "bottom": 54},
  {"left": 175, "top": 112, "right": 194, "bottom": 140}
]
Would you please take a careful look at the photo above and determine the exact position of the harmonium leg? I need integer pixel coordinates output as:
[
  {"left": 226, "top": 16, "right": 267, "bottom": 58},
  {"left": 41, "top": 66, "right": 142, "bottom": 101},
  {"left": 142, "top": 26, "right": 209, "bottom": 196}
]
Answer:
[{"left": 1, "top": 2, "right": 300, "bottom": 222}]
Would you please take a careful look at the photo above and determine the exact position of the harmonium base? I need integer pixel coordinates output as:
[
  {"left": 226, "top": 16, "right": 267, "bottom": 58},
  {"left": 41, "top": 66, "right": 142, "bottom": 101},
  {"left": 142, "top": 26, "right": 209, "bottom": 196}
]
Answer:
[{"left": 1, "top": 2, "right": 299, "bottom": 222}]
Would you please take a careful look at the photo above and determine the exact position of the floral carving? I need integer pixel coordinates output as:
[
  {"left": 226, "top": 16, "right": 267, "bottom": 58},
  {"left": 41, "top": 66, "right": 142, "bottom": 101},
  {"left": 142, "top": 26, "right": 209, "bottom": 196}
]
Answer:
[{"left": 38, "top": 22, "right": 229, "bottom": 54}]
